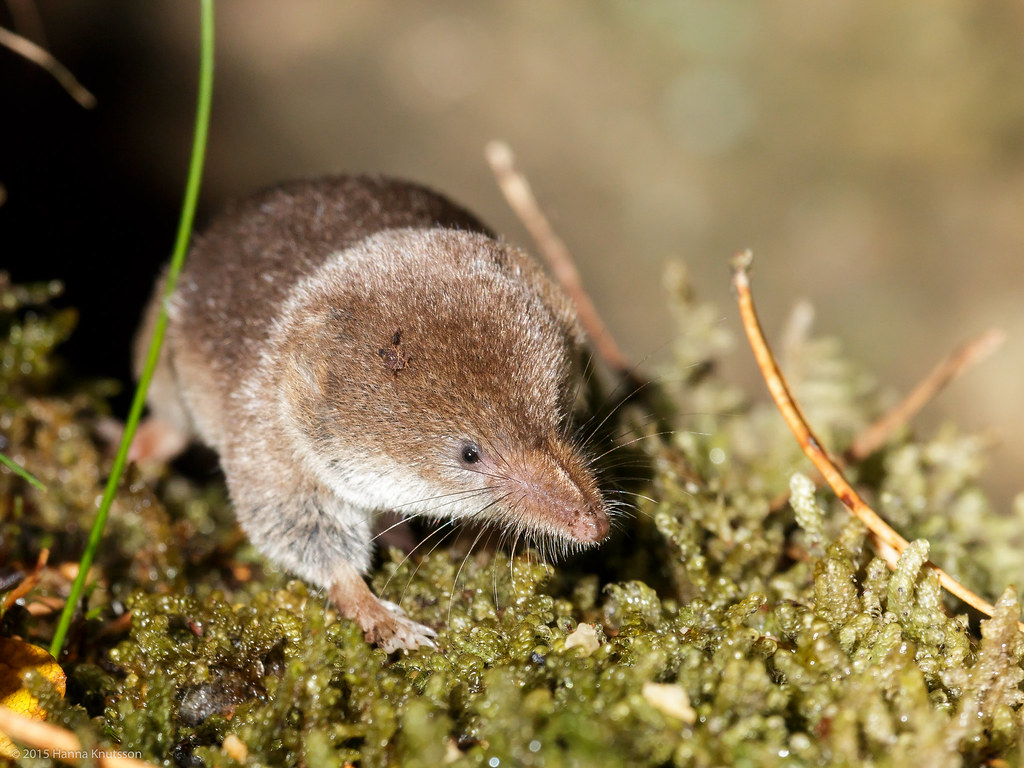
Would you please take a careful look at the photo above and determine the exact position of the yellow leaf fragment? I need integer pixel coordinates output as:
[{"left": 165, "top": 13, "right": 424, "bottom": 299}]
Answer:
[
  {"left": 222, "top": 733, "right": 248, "bottom": 762},
  {"left": 0, "top": 636, "right": 66, "bottom": 758}
]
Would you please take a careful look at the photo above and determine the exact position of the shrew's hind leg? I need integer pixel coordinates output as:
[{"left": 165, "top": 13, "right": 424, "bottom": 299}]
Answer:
[{"left": 129, "top": 277, "right": 194, "bottom": 463}]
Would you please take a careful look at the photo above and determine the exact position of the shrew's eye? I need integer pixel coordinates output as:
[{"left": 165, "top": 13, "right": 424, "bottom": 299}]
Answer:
[{"left": 460, "top": 441, "right": 482, "bottom": 465}]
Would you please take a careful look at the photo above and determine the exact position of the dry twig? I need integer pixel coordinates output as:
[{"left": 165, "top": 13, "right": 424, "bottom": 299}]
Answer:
[
  {"left": 0, "top": 25, "right": 96, "bottom": 109},
  {"left": 485, "top": 141, "right": 638, "bottom": 384},
  {"left": 2, "top": 548, "right": 49, "bottom": 611},
  {"left": 767, "top": 321, "right": 1003, "bottom": 514},
  {"left": 0, "top": 706, "right": 158, "bottom": 767},
  {"left": 847, "top": 327, "right": 1005, "bottom": 460},
  {"left": 731, "top": 251, "right": 1021, "bottom": 631},
  {"left": 5, "top": 0, "right": 48, "bottom": 46}
]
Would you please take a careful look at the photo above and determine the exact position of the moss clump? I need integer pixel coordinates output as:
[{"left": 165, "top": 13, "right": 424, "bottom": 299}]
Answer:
[{"left": 4, "top": 268, "right": 1024, "bottom": 766}]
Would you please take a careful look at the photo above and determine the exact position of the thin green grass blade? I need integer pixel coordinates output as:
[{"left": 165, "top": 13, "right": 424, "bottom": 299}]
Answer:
[
  {"left": 49, "top": 0, "right": 215, "bottom": 658},
  {"left": 0, "top": 451, "right": 47, "bottom": 492}
]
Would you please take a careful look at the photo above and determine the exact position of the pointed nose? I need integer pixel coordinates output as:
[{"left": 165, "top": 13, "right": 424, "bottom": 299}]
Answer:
[{"left": 572, "top": 503, "right": 610, "bottom": 543}]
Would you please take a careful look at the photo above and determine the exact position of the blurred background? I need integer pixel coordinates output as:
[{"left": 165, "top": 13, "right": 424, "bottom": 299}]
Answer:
[{"left": 2, "top": 1, "right": 1023, "bottom": 506}]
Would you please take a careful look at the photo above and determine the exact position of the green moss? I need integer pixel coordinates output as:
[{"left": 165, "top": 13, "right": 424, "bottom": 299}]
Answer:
[{"left": 4, "top": 270, "right": 1024, "bottom": 767}]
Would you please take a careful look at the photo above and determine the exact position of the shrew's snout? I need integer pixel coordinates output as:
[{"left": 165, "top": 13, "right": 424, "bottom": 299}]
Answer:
[
  {"left": 568, "top": 501, "right": 610, "bottom": 543},
  {"left": 491, "top": 438, "right": 609, "bottom": 547}
]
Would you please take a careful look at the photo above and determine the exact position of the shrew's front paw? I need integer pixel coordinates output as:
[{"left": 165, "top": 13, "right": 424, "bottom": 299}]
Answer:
[
  {"left": 329, "top": 562, "right": 437, "bottom": 653},
  {"left": 368, "top": 600, "right": 438, "bottom": 653}
]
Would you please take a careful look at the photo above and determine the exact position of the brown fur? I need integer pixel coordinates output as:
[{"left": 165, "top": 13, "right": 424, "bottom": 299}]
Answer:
[{"left": 136, "top": 175, "right": 608, "bottom": 651}]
